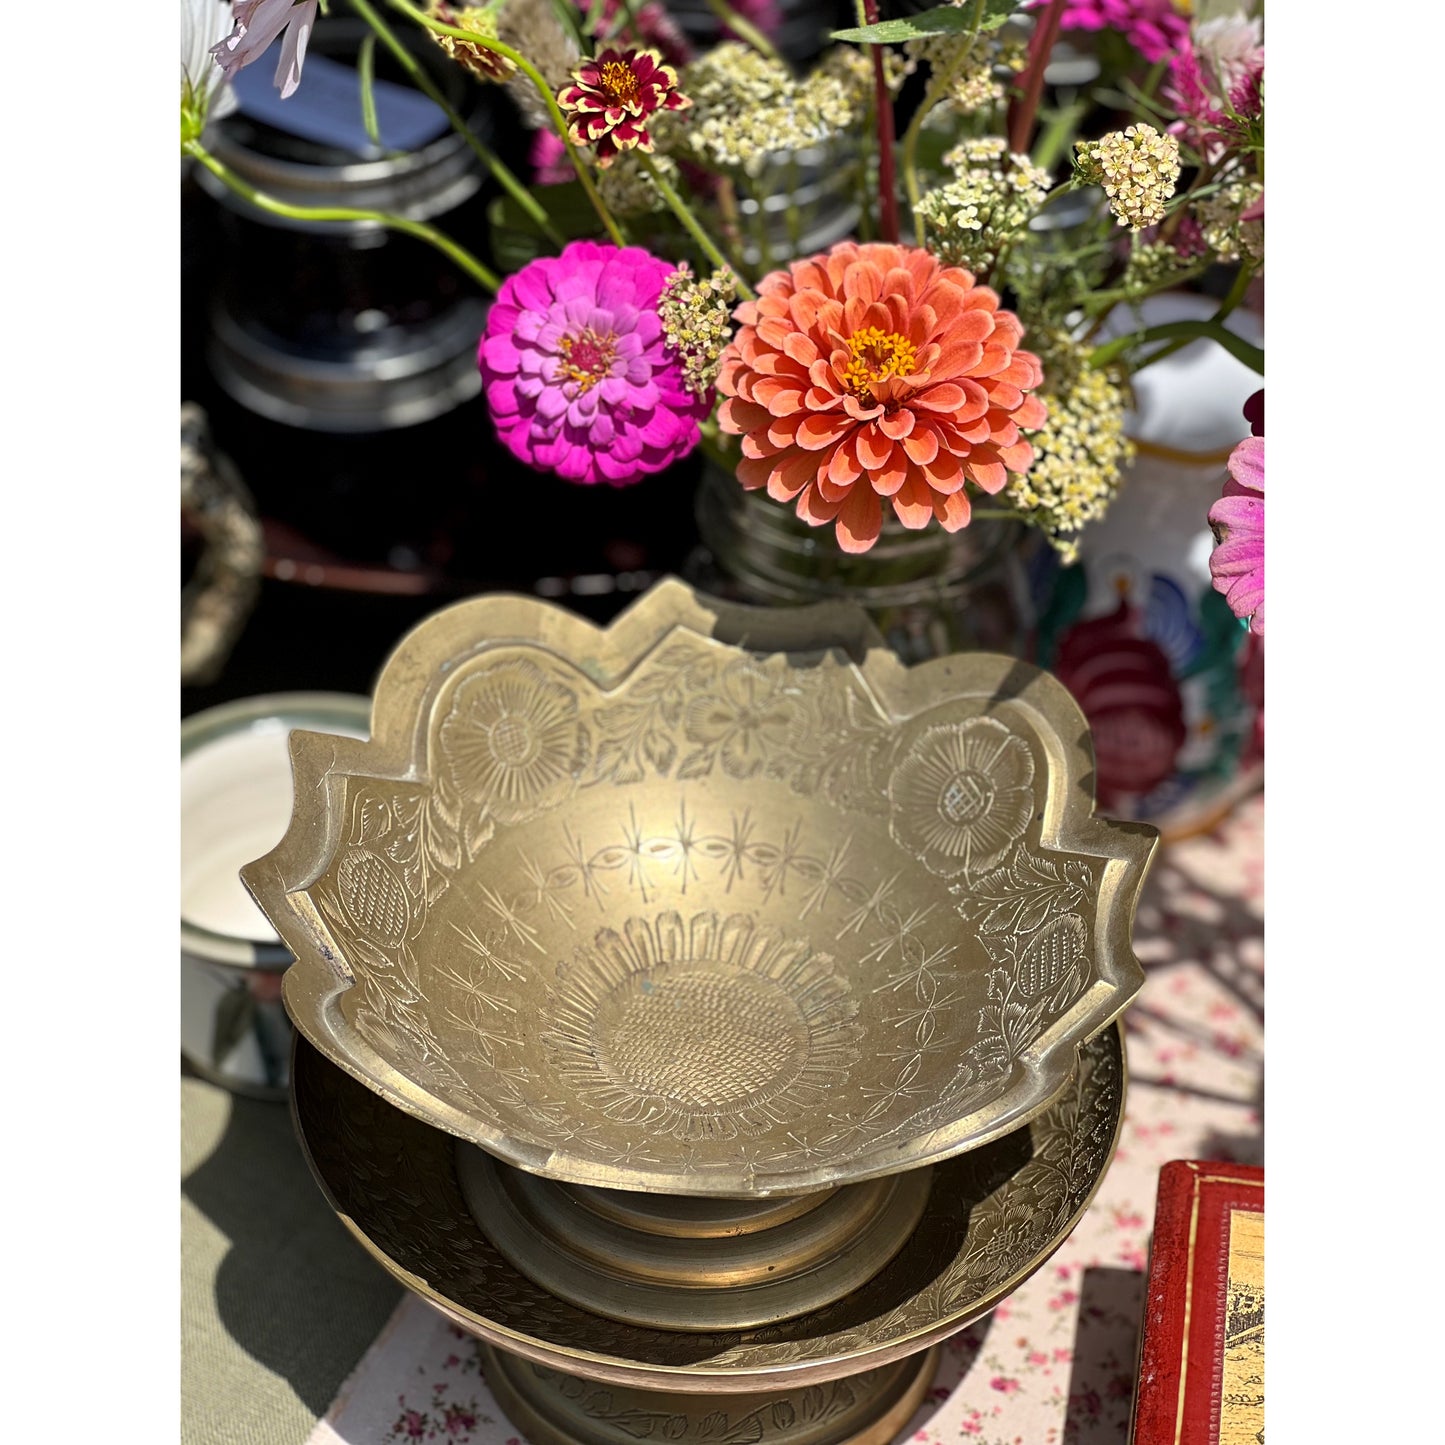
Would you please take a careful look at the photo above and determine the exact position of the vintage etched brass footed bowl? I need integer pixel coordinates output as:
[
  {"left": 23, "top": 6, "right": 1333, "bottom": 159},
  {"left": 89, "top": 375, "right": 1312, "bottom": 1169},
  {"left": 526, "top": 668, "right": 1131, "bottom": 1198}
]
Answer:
[{"left": 247, "top": 580, "right": 1155, "bottom": 1197}]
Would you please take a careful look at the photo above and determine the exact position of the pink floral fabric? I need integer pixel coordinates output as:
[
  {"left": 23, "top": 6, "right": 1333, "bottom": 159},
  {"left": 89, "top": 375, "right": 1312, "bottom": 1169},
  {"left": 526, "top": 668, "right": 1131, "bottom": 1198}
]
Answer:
[{"left": 309, "top": 796, "right": 1264, "bottom": 1445}]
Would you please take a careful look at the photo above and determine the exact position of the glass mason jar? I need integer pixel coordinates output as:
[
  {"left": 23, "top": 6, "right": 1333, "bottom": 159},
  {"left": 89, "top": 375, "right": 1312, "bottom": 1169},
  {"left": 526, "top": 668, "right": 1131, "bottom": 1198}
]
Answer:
[
  {"left": 187, "top": 17, "right": 503, "bottom": 564},
  {"left": 689, "top": 461, "right": 1032, "bottom": 663},
  {"left": 195, "top": 16, "right": 497, "bottom": 432}
]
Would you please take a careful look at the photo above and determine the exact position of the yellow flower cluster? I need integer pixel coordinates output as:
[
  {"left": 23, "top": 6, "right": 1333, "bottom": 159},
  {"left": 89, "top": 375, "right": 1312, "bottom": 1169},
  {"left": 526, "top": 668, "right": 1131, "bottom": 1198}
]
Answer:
[
  {"left": 1004, "top": 334, "right": 1135, "bottom": 563},
  {"left": 907, "top": 29, "right": 1027, "bottom": 115},
  {"left": 1074, "top": 124, "right": 1181, "bottom": 231},
  {"left": 659, "top": 264, "right": 739, "bottom": 398},
  {"left": 669, "top": 44, "right": 907, "bottom": 176},
  {"left": 1121, "top": 239, "right": 1200, "bottom": 295},
  {"left": 916, "top": 148, "right": 1050, "bottom": 277},
  {"left": 1195, "top": 180, "right": 1263, "bottom": 264}
]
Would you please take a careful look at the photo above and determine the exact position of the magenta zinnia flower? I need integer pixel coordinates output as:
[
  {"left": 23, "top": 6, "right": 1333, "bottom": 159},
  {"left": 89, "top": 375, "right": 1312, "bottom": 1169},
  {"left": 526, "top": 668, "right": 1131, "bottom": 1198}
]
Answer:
[
  {"left": 558, "top": 47, "right": 689, "bottom": 168},
  {"left": 1208, "top": 432, "right": 1264, "bottom": 636},
  {"left": 1029, "top": 0, "right": 1190, "bottom": 66},
  {"left": 478, "top": 241, "right": 708, "bottom": 487},
  {"left": 210, "top": 0, "right": 317, "bottom": 100}
]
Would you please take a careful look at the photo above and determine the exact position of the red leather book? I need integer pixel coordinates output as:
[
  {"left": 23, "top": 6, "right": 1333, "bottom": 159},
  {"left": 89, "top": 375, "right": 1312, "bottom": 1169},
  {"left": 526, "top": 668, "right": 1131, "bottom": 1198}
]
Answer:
[{"left": 1130, "top": 1160, "right": 1265, "bottom": 1445}]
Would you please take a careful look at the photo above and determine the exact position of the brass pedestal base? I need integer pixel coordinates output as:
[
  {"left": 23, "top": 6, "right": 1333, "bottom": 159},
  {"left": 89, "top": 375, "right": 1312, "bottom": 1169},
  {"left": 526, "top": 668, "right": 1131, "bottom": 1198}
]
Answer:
[
  {"left": 458, "top": 1144, "right": 933, "bottom": 1332},
  {"left": 481, "top": 1342, "right": 941, "bottom": 1445}
]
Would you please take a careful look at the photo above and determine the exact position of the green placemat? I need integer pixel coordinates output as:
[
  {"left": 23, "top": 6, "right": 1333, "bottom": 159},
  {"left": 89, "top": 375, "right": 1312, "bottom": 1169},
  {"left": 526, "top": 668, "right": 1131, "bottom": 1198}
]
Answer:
[{"left": 182, "top": 1076, "right": 402, "bottom": 1444}]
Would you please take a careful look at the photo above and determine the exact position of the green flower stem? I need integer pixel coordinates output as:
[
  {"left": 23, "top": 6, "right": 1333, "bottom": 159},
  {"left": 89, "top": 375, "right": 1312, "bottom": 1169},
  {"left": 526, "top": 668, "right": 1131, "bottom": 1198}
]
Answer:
[
  {"left": 639, "top": 152, "right": 757, "bottom": 300},
  {"left": 348, "top": 0, "right": 565, "bottom": 247},
  {"left": 1120, "top": 261, "right": 1258, "bottom": 372},
  {"left": 385, "top": 0, "right": 626, "bottom": 246},
  {"left": 901, "top": 0, "right": 986, "bottom": 247},
  {"left": 1088, "top": 315, "right": 1263, "bottom": 375},
  {"left": 783, "top": 154, "right": 803, "bottom": 256},
  {"left": 701, "top": 0, "right": 784, "bottom": 64},
  {"left": 1080, "top": 267, "right": 1208, "bottom": 314},
  {"left": 183, "top": 138, "right": 501, "bottom": 292}
]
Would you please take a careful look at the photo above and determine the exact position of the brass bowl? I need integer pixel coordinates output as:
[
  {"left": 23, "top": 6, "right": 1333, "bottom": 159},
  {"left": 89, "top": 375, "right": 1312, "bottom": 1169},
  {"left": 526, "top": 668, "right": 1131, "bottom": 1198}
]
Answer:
[
  {"left": 290, "top": 1022, "right": 1126, "bottom": 1391},
  {"left": 246, "top": 580, "right": 1154, "bottom": 1196}
]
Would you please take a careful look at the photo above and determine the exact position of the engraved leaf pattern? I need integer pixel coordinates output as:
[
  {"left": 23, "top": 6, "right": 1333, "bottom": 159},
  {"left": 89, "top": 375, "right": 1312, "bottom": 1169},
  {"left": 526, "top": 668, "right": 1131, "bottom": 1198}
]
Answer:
[{"left": 957, "top": 845, "right": 1095, "bottom": 937}]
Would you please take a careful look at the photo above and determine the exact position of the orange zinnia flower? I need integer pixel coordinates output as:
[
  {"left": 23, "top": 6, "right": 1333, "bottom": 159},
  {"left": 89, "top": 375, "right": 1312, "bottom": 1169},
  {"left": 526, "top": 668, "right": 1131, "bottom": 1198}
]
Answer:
[{"left": 715, "top": 242, "right": 1048, "bottom": 553}]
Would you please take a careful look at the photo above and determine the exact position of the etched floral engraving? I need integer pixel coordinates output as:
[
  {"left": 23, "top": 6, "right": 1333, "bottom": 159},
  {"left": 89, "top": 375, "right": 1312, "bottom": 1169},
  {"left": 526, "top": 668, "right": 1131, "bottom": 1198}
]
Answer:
[
  {"left": 888, "top": 718, "right": 1036, "bottom": 878},
  {"left": 437, "top": 656, "right": 589, "bottom": 828},
  {"left": 542, "top": 909, "right": 863, "bottom": 1141},
  {"left": 587, "top": 638, "right": 894, "bottom": 807},
  {"left": 681, "top": 658, "right": 805, "bottom": 779}
]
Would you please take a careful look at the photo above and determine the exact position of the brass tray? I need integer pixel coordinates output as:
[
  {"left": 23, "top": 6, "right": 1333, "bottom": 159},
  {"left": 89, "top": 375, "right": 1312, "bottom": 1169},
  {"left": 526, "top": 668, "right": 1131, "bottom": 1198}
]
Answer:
[
  {"left": 290, "top": 1021, "right": 1126, "bottom": 1392},
  {"left": 248, "top": 579, "right": 1154, "bottom": 1196}
]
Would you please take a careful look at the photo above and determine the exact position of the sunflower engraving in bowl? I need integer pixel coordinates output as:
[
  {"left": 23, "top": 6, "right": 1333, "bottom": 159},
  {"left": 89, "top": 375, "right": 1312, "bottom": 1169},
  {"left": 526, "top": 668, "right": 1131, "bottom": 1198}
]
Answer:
[
  {"left": 246, "top": 582, "right": 1155, "bottom": 1195},
  {"left": 544, "top": 911, "right": 861, "bottom": 1141}
]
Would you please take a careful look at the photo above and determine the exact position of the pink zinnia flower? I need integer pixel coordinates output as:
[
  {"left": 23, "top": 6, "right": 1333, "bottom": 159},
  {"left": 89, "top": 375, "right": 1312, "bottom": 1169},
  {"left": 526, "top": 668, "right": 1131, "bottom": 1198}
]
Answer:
[
  {"left": 211, "top": 0, "right": 317, "bottom": 100},
  {"left": 478, "top": 240, "right": 708, "bottom": 487},
  {"left": 715, "top": 241, "right": 1047, "bottom": 554},
  {"left": 557, "top": 47, "right": 690, "bottom": 168},
  {"left": 1029, "top": 0, "right": 1190, "bottom": 66},
  {"left": 1208, "top": 431, "right": 1264, "bottom": 635}
]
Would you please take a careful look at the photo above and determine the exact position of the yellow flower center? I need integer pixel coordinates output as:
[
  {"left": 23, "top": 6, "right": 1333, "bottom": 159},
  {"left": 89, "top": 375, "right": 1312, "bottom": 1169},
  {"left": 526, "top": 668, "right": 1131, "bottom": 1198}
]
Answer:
[
  {"left": 841, "top": 328, "right": 917, "bottom": 398},
  {"left": 599, "top": 60, "right": 642, "bottom": 106},
  {"left": 560, "top": 327, "right": 618, "bottom": 392}
]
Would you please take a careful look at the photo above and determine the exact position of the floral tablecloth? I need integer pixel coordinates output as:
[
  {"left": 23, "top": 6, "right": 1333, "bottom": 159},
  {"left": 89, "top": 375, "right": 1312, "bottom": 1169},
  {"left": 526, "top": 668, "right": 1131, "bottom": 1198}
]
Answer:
[{"left": 300, "top": 795, "right": 1263, "bottom": 1445}]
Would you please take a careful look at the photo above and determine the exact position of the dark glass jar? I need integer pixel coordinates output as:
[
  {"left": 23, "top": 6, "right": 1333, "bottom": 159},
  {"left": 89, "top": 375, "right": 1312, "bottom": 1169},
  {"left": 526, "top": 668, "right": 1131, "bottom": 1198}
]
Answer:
[{"left": 188, "top": 18, "right": 505, "bottom": 561}]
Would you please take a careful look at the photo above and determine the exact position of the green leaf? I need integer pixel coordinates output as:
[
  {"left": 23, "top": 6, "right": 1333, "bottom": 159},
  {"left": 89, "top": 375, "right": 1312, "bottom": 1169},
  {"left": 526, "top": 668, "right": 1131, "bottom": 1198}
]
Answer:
[
  {"left": 487, "top": 181, "right": 607, "bottom": 270},
  {"left": 829, "top": 0, "right": 1017, "bottom": 45},
  {"left": 358, "top": 32, "right": 381, "bottom": 151}
]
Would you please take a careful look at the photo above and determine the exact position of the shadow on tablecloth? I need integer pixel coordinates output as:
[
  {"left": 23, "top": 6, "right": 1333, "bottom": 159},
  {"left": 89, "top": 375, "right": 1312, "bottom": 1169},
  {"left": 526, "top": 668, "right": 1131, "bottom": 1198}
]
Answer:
[
  {"left": 1062, "top": 1266, "right": 1147, "bottom": 1444},
  {"left": 183, "top": 1086, "right": 402, "bottom": 1416}
]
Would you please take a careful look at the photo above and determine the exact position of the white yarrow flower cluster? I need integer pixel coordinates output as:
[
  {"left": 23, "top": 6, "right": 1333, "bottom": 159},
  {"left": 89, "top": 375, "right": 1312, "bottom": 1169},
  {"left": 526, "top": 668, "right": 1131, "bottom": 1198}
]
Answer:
[
  {"left": 670, "top": 45, "right": 904, "bottom": 177},
  {"left": 1073, "top": 124, "right": 1182, "bottom": 231},
  {"left": 917, "top": 147, "right": 1050, "bottom": 276}
]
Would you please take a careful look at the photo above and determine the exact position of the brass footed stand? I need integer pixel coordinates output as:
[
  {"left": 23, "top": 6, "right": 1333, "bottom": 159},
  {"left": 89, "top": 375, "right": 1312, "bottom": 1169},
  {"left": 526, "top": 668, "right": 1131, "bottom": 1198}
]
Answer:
[
  {"left": 480, "top": 1342, "right": 942, "bottom": 1445},
  {"left": 457, "top": 1147, "right": 934, "bottom": 1332},
  {"left": 456, "top": 1150, "right": 944, "bottom": 1442}
]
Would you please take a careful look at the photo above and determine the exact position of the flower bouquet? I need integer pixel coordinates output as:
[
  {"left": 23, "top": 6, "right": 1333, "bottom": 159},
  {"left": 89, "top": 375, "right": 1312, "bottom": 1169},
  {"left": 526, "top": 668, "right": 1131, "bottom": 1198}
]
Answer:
[{"left": 182, "top": 0, "right": 1263, "bottom": 621}]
